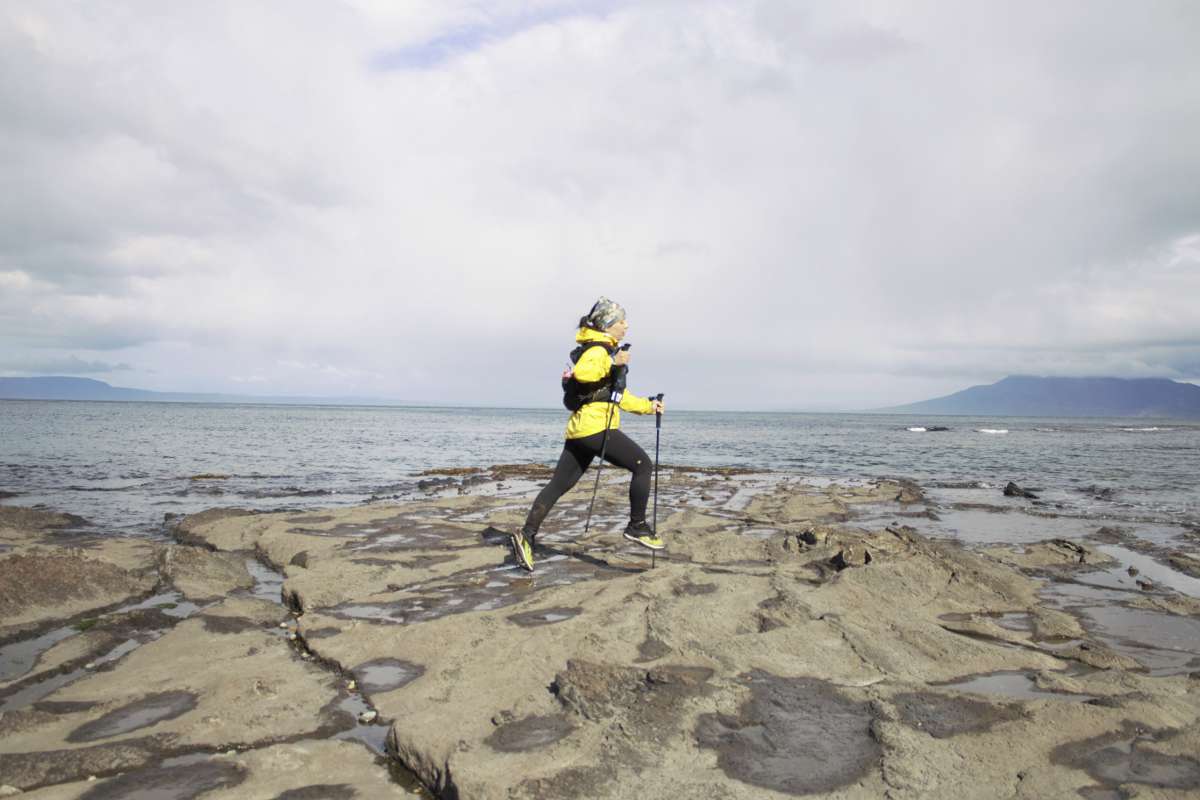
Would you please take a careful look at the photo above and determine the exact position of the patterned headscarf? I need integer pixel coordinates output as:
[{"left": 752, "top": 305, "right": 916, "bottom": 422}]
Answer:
[{"left": 584, "top": 296, "right": 626, "bottom": 331}]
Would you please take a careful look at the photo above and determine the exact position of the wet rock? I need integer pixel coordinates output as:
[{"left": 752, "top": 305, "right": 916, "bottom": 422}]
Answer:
[
  {"left": 890, "top": 691, "right": 1024, "bottom": 738},
  {"left": 289, "top": 551, "right": 310, "bottom": 568},
  {"left": 553, "top": 660, "right": 713, "bottom": 727},
  {"left": 485, "top": 714, "right": 575, "bottom": 752},
  {"left": 671, "top": 580, "right": 717, "bottom": 596},
  {"left": 78, "top": 760, "right": 245, "bottom": 800},
  {"left": 418, "top": 477, "right": 456, "bottom": 492},
  {"left": 894, "top": 479, "right": 926, "bottom": 504},
  {"left": 199, "top": 615, "right": 263, "bottom": 635},
  {"left": 0, "top": 505, "right": 90, "bottom": 532},
  {"left": 1055, "top": 641, "right": 1144, "bottom": 671},
  {"left": 1168, "top": 551, "right": 1200, "bottom": 578},
  {"left": 635, "top": 635, "right": 671, "bottom": 663},
  {"left": 507, "top": 606, "right": 582, "bottom": 627},
  {"left": 695, "top": 671, "right": 880, "bottom": 795},
  {"left": 274, "top": 785, "right": 357, "bottom": 800},
  {"left": 67, "top": 690, "right": 198, "bottom": 742},
  {"left": 0, "top": 736, "right": 168, "bottom": 791},
  {"left": 1051, "top": 724, "right": 1200, "bottom": 794},
  {"left": 1004, "top": 481, "right": 1039, "bottom": 499}
]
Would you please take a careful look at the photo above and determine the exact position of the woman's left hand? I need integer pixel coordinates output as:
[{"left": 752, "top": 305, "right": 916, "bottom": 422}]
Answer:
[{"left": 650, "top": 398, "right": 665, "bottom": 414}]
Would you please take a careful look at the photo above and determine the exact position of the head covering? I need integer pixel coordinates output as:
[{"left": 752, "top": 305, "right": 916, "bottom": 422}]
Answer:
[{"left": 583, "top": 296, "right": 626, "bottom": 331}]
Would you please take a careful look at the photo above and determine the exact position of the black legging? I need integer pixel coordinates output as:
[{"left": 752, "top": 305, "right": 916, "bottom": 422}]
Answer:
[{"left": 523, "top": 429, "right": 651, "bottom": 537}]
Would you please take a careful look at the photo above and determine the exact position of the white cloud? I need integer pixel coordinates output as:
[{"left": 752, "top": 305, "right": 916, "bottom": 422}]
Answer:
[{"left": 1, "top": 1, "right": 1198, "bottom": 408}]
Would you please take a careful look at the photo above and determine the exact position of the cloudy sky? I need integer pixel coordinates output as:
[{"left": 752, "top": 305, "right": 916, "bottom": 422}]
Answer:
[{"left": 2, "top": 1, "right": 1198, "bottom": 410}]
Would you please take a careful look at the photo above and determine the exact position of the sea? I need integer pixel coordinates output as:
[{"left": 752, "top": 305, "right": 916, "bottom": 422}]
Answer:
[{"left": 2, "top": 400, "right": 1198, "bottom": 542}]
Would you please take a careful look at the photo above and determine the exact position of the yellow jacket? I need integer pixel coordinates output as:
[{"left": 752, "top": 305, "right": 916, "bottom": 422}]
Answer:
[{"left": 565, "top": 327, "right": 654, "bottom": 439}]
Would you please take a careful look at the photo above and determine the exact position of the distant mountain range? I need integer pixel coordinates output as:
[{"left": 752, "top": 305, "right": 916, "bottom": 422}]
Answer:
[
  {"left": 0, "top": 376, "right": 401, "bottom": 406},
  {"left": 882, "top": 375, "right": 1200, "bottom": 419}
]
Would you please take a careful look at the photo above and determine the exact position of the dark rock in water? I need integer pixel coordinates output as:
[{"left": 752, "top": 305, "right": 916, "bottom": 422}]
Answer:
[
  {"left": 0, "top": 505, "right": 90, "bottom": 531},
  {"left": 1004, "top": 482, "right": 1038, "bottom": 499},
  {"left": 1167, "top": 552, "right": 1200, "bottom": 578},
  {"left": 1080, "top": 485, "right": 1116, "bottom": 501},
  {"left": 927, "top": 426, "right": 950, "bottom": 432},
  {"left": 830, "top": 546, "right": 871, "bottom": 571},
  {"left": 695, "top": 671, "right": 880, "bottom": 795},
  {"left": 480, "top": 526, "right": 510, "bottom": 545}
]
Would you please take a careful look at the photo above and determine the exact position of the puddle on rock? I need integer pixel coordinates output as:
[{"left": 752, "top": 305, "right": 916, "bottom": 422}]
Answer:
[
  {"left": 332, "top": 693, "right": 389, "bottom": 754},
  {"left": 486, "top": 714, "right": 576, "bottom": 752},
  {"left": 995, "top": 612, "right": 1034, "bottom": 633},
  {"left": 1094, "top": 545, "right": 1200, "bottom": 598},
  {"left": 1053, "top": 726, "right": 1200, "bottom": 794},
  {"left": 935, "top": 671, "right": 1095, "bottom": 702},
  {"left": 1, "top": 638, "right": 148, "bottom": 714},
  {"left": 244, "top": 559, "right": 285, "bottom": 604},
  {"left": 507, "top": 606, "right": 582, "bottom": 627},
  {"left": 68, "top": 690, "right": 198, "bottom": 742},
  {"left": 1075, "top": 605, "right": 1200, "bottom": 676},
  {"left": 327, "top": 556, "right": 623, "bottom": 626},
  {"left": 353, "top": 658, "right": 425, "bottom": 695},
  {"left": 77, "top": 760, "right": 245, "bottom": 800},
  {"left": 916, "top": 507, "right": 1105, "bottom": 545},
  {"left": 695, "top": 671, "right": 880, "bottom": 795},
  {"left": 0, "top": 624, "right": 79, "bottom": 682},
  {"left": 119, "top": 591, "right": 204, "bottom": 619},
  {"left": 891, "top": 691, "right": 1024, "bottom": 738}
]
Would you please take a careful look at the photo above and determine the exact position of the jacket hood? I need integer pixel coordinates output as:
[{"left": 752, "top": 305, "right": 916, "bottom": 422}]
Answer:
[{"left": 575, "top": 327, "right": 618, "bottom": 346}]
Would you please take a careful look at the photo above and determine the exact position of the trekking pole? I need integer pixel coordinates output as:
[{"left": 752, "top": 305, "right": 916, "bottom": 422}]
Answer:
[
  {"left": 652, "top": 392, "right": 664, "bottom": 569},
  {"left": 584, "top": 355, "right": 629, "bottom": 535},
  {"left": 583, "top": 399, "right": 617, "bottom": 536}
]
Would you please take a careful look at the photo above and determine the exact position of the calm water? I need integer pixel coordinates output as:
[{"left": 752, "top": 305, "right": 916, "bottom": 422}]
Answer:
[{"left": 2, "top": 400, "right": 1198, "bottom": 536}]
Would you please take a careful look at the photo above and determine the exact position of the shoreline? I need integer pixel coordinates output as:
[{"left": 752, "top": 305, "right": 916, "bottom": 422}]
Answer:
[{"left": 2, "top": 467, "right": 1200, "bottom": 797}]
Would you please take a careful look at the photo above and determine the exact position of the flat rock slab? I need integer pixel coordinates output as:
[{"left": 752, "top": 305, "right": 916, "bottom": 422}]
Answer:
[
  {"left": 15, "top": 740, "right": 413, "bottom": 799},
  {"left": 9, "top": 471, "right": 1200, "bottom": 799},
  {"left": 0, "top": 600, "right": 346, "bottom": 792}
]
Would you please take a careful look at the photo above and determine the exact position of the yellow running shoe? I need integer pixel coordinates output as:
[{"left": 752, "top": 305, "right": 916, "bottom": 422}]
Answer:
[
  {"left": 510, "top": 530, "right": 535, "bottom": 572},
  {"left": 623, "top": 521, "right": 666, "bottom": 551}
]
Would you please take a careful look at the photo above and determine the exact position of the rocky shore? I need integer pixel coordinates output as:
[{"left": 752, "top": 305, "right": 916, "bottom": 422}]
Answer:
[{"left": 3, "top": 466, "right": 1199, "bottom": 798}]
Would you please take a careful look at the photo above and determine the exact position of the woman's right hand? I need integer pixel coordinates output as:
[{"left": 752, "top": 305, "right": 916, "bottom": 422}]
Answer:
[{"left": 613, "top": 350, "right": 631, "bottom": 366}]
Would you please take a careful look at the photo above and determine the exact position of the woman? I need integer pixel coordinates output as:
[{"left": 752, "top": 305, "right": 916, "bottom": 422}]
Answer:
[{"left": 511, "top": 297, "right": 666, "bottom": 572}]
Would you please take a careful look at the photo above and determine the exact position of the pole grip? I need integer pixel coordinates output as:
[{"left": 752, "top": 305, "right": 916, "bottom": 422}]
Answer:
[{"left": 655, "top": 392, "right": 664, "bottom": 429}]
